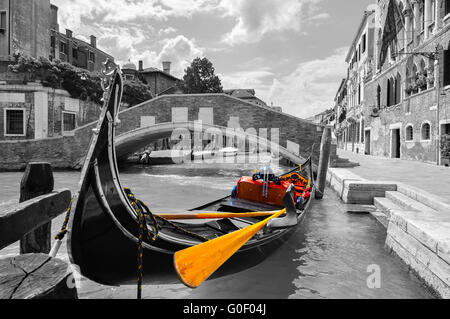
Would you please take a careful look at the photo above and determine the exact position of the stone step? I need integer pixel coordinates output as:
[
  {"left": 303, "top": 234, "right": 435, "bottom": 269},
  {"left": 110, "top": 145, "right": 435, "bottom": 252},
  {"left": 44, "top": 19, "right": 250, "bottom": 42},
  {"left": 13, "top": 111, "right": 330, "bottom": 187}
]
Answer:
[
  {"left": 374, "top": 197, "right": 404, "bottom": 219},
  {"left": 388, "top": 210, "right": 450, "bottom": 275},
  {"left": 385, "top": 191, "right": 438, "bottom": 214},
  {"left": 396, "top": 183, "right": 450, "bottom": 214},
  {"left": 370, "top": 210, "right": 390, "bottom": 228},
  {"left": 331, "top": 156, "right": 360, "bottom": 168},
  {"left": 386, "top": 221, "right": 450, "bottom": 298}
]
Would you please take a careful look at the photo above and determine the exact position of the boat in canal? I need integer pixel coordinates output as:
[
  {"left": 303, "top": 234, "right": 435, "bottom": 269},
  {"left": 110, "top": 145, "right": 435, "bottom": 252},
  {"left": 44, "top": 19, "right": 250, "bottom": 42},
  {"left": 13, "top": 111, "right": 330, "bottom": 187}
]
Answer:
[{"left": 67, "top": 62, "right": 316, "bottom": 286}]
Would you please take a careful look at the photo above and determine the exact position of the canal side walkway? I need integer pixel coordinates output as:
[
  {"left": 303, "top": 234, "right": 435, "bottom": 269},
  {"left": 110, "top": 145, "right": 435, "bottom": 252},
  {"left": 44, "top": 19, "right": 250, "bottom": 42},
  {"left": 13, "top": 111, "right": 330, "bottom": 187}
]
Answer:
[
  {"left": 336, "top": 149, "right": 450, "bottom": 203},
  {"left": 328, "top": 149, "right": 450, "bottom": 299}
]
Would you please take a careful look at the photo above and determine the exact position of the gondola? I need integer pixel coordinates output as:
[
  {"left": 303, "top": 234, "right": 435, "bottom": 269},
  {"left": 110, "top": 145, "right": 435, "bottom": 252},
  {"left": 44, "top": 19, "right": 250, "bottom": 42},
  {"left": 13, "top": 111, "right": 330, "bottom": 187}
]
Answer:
[{"left": 66, "top": 62, "right": 316, "bottom": 286}]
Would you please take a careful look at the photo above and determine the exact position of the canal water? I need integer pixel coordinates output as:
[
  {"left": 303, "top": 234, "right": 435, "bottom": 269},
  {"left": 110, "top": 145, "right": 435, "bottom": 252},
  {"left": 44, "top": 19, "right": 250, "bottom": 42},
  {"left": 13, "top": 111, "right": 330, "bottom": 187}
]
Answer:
[{"left": 0, "top": 162, "right": 436, "bottom": 299}]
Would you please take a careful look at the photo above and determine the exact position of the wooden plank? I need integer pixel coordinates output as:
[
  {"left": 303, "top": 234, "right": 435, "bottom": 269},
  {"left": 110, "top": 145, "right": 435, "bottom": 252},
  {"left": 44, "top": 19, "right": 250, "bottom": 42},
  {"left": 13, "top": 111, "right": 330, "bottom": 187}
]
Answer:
[
  {"left": 0, "top": 254, "right": 77, "bottom": 299},
  {"left": 0, "top": 190, "right": 72, "bottom": 250}
]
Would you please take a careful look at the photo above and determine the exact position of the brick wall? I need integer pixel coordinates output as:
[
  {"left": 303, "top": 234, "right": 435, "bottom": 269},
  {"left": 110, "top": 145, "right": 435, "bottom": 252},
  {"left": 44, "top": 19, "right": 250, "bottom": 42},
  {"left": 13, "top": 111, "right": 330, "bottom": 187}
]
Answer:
[{"left": 0, "top": 94, "right": 331, "bottom": 170}]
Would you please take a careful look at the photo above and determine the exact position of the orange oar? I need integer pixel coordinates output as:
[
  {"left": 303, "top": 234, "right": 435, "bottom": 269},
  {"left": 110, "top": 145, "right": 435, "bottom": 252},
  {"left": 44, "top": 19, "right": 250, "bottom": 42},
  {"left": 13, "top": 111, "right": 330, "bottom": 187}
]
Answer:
[
  {"left": 173, "top": 208, "right": 286, "bottom": 288},
  {"left": 157, "top": 211, "right": 282, "bottom": 220}
]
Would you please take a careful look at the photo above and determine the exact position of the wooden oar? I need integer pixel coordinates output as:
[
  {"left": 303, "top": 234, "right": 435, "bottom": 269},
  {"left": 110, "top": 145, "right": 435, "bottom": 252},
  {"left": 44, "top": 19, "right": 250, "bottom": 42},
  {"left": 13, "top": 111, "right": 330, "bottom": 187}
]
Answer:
[
  {"left": 173, "top": 207, "right": 287, "bottom": 288},
  {"left": 157, "top": 211, "right": 283, "bottom": 220}
]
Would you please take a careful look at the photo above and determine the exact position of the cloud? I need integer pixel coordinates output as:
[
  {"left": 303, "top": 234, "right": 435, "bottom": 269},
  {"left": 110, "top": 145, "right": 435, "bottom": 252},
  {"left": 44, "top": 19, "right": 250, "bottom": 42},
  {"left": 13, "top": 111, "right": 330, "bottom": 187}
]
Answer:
[
  {"left": 119, "top": 35, "right": 204, "bottom": 78},
  {"left": 264, "top": 47, "right": 348, "bottom": 118},
  {"left": 156, "top": 35, "right": 204, "bottom": 77},
  {"left": 220, "top": 0, "right": 326, "bottom": 45},
  {"left": 51, "top": 0, "right": 223, "bottom": 31}
]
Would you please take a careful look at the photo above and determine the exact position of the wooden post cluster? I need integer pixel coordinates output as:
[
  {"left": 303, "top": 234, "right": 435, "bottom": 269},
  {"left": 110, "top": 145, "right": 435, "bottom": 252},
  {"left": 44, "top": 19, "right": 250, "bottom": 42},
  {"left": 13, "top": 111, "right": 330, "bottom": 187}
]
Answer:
[
  {"left": 316, "top": 126, "right": 332, "bottom": 200},
  {"left": 19, "top": 163, "right": 54, "bottom": 254}
]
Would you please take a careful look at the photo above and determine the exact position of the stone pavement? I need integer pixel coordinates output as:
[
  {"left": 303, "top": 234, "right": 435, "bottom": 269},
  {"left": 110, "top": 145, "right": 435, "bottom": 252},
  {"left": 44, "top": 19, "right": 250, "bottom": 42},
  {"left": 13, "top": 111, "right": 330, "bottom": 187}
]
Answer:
[{"left": 337, "top": 149, "right": 450, "bottom": 205}]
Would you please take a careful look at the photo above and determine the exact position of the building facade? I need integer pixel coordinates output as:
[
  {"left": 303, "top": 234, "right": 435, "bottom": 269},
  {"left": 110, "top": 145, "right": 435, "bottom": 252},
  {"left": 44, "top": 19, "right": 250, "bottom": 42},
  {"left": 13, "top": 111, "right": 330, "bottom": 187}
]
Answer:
[
  {"left": 122, "top": 60, "right": 182, "bottom": 96},
  {"left": 0, "top": 0, "right": 52, "bottom": 61},
  {"left": 335, "top": 8, "right": 376, "bottom": 154},
  {"left": 335, "top": 0, "right": 450, "bottom": 166},
  {"left": 0, "top": 1, "right": 112, "bottom": 143},
  {"left": 0, "top": 0, "right": 113, "bottom": 73}
]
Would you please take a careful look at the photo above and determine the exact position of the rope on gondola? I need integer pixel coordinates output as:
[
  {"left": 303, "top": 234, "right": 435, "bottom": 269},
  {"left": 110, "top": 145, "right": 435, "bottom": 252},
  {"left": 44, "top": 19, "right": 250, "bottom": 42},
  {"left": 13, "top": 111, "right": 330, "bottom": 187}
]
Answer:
[
  {"left": 54, "top": 197, "right": 74, "bottom": 241},
  {"left": 124, "top": 187, "right": 209, "bottom": 299}
]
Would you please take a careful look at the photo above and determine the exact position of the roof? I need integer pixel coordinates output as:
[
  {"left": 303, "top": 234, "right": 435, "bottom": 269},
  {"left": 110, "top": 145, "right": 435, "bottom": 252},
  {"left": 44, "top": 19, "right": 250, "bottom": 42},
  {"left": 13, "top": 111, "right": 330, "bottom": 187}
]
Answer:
[
  {"left": 140, "top": 67, "right": 181, "bottom": 81},
  {"left": 67, "top": 36, "right": 114, "bottom": 59}
]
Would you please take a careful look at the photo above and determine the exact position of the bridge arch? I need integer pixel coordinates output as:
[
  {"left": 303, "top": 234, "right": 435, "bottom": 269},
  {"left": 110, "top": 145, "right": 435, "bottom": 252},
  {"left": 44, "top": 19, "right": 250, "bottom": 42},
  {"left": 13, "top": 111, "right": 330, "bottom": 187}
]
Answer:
[{"left": 115, "top": 122, "right": 310, "bottom": 167}]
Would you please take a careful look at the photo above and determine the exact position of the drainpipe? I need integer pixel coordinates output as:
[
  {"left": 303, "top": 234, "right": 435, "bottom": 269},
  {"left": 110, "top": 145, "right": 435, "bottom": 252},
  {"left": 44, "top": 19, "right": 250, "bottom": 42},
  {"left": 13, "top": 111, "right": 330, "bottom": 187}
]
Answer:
[{"left": 436, "top": 49, "right": 441, "bottom": 166}]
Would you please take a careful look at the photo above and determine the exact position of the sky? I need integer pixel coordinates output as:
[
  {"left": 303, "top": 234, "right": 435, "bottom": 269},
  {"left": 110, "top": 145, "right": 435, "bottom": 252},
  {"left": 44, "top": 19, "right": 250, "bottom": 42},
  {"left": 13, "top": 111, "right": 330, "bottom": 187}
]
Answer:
[{"left": 51, "top": 0, "right": 375, "bottom": 119}]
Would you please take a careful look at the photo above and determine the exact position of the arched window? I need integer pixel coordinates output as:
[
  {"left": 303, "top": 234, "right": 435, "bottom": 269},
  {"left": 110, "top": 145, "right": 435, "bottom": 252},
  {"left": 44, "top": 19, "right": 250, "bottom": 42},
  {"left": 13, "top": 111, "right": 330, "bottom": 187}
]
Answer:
[
  {"left": 387, "top": 76, "right": 396, "bottom": 107},
  {"left": 405, "top": 125, "right": 414, "bottom": 141},
  {"left": 421, "top": 122, "right": 431, "bottom": 140}
]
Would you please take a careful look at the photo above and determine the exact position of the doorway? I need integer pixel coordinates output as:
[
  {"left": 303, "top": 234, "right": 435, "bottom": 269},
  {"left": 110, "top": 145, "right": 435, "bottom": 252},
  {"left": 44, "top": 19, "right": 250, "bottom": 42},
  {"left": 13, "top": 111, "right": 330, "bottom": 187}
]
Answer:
[{"left": 391, "top": 129, "right": 401, "bottom": 159}]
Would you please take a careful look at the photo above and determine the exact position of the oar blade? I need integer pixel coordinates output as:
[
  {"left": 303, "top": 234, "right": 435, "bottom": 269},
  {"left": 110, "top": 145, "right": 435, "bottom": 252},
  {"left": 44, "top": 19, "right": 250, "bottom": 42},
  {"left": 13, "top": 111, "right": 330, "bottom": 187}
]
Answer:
[{"left": 174, "top": 209, "right": 285, "bottom": 288}]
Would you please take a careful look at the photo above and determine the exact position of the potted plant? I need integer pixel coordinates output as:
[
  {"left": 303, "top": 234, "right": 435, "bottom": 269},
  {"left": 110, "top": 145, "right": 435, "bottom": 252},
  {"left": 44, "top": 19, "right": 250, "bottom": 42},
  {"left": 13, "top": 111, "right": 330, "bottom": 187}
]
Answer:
[
  {"left": 405, "top": 82, "right": 418, "bottom": 95},
  {"left": 416, "top": 73, "right": 428, "bottom": 91}
]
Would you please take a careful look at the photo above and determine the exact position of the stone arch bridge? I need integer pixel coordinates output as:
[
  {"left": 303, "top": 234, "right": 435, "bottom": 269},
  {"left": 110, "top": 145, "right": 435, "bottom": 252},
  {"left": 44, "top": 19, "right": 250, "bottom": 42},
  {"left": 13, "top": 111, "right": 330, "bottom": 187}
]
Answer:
[{"left": 0, "top": 94, "right": 335, "bottom": 170}]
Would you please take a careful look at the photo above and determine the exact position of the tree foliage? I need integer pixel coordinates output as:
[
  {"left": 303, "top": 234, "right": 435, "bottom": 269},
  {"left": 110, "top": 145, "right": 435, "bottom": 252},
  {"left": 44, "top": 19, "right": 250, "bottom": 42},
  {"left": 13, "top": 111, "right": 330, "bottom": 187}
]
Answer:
[
  {"left": 8, "top": 53, "right": 152, "bottom": 107},
  {"left": 122, "top": 79, "right": 154, "bottom": 107},
  {"left": 181, "top": 57, "right": 223, "bottom": 94}
]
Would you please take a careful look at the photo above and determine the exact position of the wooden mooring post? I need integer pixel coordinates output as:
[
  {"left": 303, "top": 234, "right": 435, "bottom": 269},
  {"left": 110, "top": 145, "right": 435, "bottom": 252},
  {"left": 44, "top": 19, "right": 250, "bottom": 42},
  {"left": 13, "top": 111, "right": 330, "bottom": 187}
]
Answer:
[
  {"left": 315, "top": 126, "right": 332, "bottom": 200},
  {"left": 0, "top": 163, "right": 77, "bottom": 299},
  {"left": 20, "top": 163, "right": 54, "bottom": 254}
]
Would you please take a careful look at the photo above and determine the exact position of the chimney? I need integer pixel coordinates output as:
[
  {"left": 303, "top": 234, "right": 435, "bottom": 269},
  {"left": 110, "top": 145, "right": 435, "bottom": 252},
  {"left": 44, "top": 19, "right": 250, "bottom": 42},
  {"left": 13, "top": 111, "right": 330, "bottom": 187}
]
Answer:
[
  {"left": 139, "top": 60, "right": 143, "bottom": 71},
  {"left": 162, "top": 61, "right": 171, "bottom": 74},
  {"left": 90, "top": 35, "right": 97, "bottom": 48},
  {"left": 66, "top": 29, "right": 73, "bottom": 38},
  {"left": 50, "top": 5, "right": 59, "bottom": 31}
]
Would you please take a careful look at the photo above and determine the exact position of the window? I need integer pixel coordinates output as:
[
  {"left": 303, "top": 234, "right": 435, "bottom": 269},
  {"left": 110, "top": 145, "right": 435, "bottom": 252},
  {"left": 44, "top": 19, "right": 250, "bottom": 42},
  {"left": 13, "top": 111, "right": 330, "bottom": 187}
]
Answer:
[
  {"left": 395, "top": 73, "right": 402, "bottom": 104},
  {"left": 444, "top": 49, "right": 450, "bottom": 87},
  {"left": 0, "top": 11, "right": 7, "bottom": 32},
  {"left": 72, "top": 48, "right": 78, "bottom": 59},
  {"left": 446, "top": 0, "right": 450, "bottom": 16},
  {"left": 421, "top": 123, "right": 431, "bottom": 140},
  {"left": 62, "top": 112, "right": 76, "bottom": 133},
  {"left": 89, "top": 51, "right": 96, "bottom": 63},
  {"left": 387, "top": 78, "right": 392, "bottom": 107},
  {"left": 5, "top": 109, "right": 26, "bottom": 136},
  {"left": 362, "top": 34, "right": 366, "bottom": 53},
  {"left": 406, "top": 125, "right": 414, "bottom": 141},
  {"left": 377, "top": 85, "right": 382, "bottom": 109},
  {"left": 50, "top": 35, "right": 55, "bottom": 48},
  {"left": 60, "top": 41, "right": 68, "bottom": 55}
]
